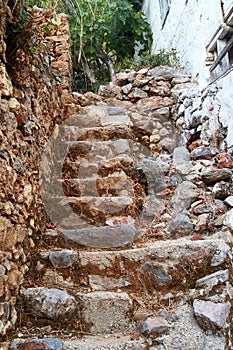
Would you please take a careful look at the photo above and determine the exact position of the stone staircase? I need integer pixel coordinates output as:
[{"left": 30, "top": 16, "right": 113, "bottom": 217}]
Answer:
[{"left": 10, "top": 68, "right": 233, "bottom": 350}]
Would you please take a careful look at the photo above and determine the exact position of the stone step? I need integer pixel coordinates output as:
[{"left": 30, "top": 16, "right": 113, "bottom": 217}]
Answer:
[
  {"left": 42, "top": 194, "right": 138, "bottom": 230},
  {"left": 60, "top": 172, "right": 135, "bottom": 197},
  {"left": 10, "top": 307, "right": 228, "bottom": 349},
  {"left": 64, "top": 105, "right": 130, "bottom": 129},
  {"left": 61, "top": 223, "right": 136, "bottom": 248},
  {"left": 78, "top": 236, "right": 231, "bottom": 292},
  {"left": 37, "top": 235, "right": 231, "bottom": 294},
  {"left": 63, "top": 124, "right": 133, "bottom": 142},
  {"left": 65, "top": 195, "right": 133, "bottom": 212},
  {"left": 64, "top": 139, "right": 140, "bottom": 162},
  {"left": 18, "top": 289, "right": 134, "bottom": 335}
]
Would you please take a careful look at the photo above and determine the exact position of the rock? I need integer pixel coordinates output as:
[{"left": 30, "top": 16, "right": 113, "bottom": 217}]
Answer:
[
  {"left": 193, "top": 299, "right": 231, "bottom": 331},
  {"left": 171, "top": 181, "right": 199, "bottom": 213},
  {"left": 136, "top": 96, "right": 166, "bottom": 112},
  {"left": 195, "top": 213, "right": 209, "bottom": 232},
  {"left": 141, "top": 198, "right": 166, "bottom": 221},
  {"left": 49, "top": 250, "right": 79, "bottom": 268},
  {"left": 223, "top": 208, "right": 233, "bottom": 230},
  {"left": 143, "top": 263, "right": 172, "bottom": 286},
  {"left": 78, "top": 292, "right": 133, "bottom": 334},
  {"left": 0, "top": 64, "right": 13, "bottom": 96},
  {"left": 107, "top": 107, "right": 126, "bottom": 115},
  {"left": 150, "top": 134, "right": 160, "bottom": 143},
  {"left": 212, "top": 181, "right": 233, "bottom": 199},
  {"left": 115, "top": 71, "right": 136, "bottom": 84},
  {"left": 9, "top": 98, "right": 20, "bottom": 112},
  {"left": 148, "top": 66, "right": 183, "bottom": 81},
  {"left": 171, "top": 83, "right": 198, "bottom": 95},
  {"left": 215, "top": 153, "right": 233, "bottom": 168},
  {"left": 190, "top": 146, "right": 213, "bottom": 160},
  {"left": 201, "top": 168, "right": 232, "bottom": 185},
  {"left": 168, "top": 214, "right": 194, "bottom": 235},
  {"left": 61, "top": 224, "right": 136, "bottom": 248},
  {"left": 129, "top": 87, "right": 148, "bottom": 99},
  {"left": 137, "top": 317, "right": 169, "bottom": 337},
  {"left": 89, "top": 275, "right": 130, "bottom": 291},
  {"left": 100, "top": 113, "right": 131, "bottom": 126},
  {"left": 122, "top": 83, "right": 133, "bottom": 94},
  {"left": 195, "top": 269, "right": 229, "bottom": 289},
  {"left": 172, "top": 146, "right": 191, "bottom": 165},
  {"left": 155, "top": 106, "right": 170, "bottom": 118},
  {"left": 106, "top": 215, "right": 135, "bottom": 226},
  {"left": 11, "top": 338, "right": 63, "bottom": 350},
  {"left": 211, "top": 242, "right": 231, "bottom": 267},
  {"left": 171, "top": 76, "right": 191, "bottom": 85},
  {"left": 20, "top": 287, "right": 77, "bottom": 319},
  {"left": 192, "top": 199, "right": 227, "bottom": 215},
  {"left": 224, "top": 195, "right": 233, "bottom": 206}
]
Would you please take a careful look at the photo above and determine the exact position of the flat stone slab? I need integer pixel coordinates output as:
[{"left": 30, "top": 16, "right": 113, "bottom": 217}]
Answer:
[
  {"left": 79, "top": 237, "right": 231, "bottom": 272},
  {"left": 100, "top": 113, "right": 132, "bottom": 126},
  {"left": 66, "top": 196, "right": 133, "bottom": 213},
  {"left": 61, "top": 224, "right": 136, "bottom": 248},
  {"left": 77, "top": 292, "right": 133, "bottom": 334}
]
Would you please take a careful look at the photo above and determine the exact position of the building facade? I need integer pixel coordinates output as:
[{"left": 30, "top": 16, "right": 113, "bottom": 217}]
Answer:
[
  {"left": 143, "top": 0, "right": 233, "bottom": 84},
  {"left": 143, "top": 0, "right": 233, "bottom": 149}
]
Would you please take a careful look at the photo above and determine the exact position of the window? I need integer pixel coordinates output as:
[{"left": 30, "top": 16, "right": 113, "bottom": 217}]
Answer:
[
  {"left": 159, "top": 0, "right": 171, "bottom": 27},
  {"left": 206, "top": 6, "right": 233, "bottom": 78}
]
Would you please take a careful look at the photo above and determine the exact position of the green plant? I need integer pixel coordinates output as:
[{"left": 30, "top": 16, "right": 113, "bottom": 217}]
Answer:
[
  {"left": 64, "top": 0, "right": 152, "bottom": 91},
  {"left": 6, "top": 2, "right": 62, "bottom": 65},
  {"left": 6, "top": 7, "right": 35, "bottom": 60},
  {"left": 136, "top": 48, "right": 180, "bottom": 68}
]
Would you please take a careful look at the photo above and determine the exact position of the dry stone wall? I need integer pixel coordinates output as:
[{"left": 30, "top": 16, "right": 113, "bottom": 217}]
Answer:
[{"left": 0, "top": 3, "right": 73, "bottom": 336}]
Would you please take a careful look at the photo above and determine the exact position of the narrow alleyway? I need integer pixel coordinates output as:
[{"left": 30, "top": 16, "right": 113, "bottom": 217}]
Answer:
[{"left": 11, "top": 66, "right": 233, "bottom": 350}]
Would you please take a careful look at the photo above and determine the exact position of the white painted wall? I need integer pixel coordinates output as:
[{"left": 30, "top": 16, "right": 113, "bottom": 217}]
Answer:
[
  {"left": 217, "top": 70, "right": 233, "bottom": 148},
  {"left": 222, "top": 0, "right": 233, "bottom": 13},
  {"left": 142, "top": 0, "right": 233, "bottom": 149},
  {"left": 143, "top": 0, "right": 224, "bottom": 85}
]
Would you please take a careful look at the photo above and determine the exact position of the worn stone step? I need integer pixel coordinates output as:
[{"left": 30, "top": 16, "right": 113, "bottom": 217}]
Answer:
[
  {"left": 37, "top": 235, "right": 231, "bottom": 295},
  {"left": 63, "top": 125, "right": 133, "bottom": 142},
  {"left": 64, "top": 139, "right": 140, "bottom": 162},
  {"left": 60, "top": 172, "right": 135, "bottom": 197},
  {"left": 18, "top": 289, "right": 134, "bottom": 335},
  {"left": 64, "top": 106, "right": 130, "bottom": 129},
  {"left": 64, "top": 195, "right": 133, "bottom": 212},
  {"left": 78, "top": 236, "right": 231, "bottom": 292},
  {"left": 42, "top": 194, "right": 138, "bottom": 231},
  {"left": 61, "top": 223, "right": 136, "bottom": 248}
]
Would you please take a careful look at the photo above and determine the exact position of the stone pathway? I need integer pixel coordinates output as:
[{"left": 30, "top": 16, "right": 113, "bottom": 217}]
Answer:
[{"left": 9, "top": 67, "right": 233, "bottom": 349}]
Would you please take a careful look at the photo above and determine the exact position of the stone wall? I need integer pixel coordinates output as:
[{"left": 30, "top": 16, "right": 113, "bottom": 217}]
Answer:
[
  {"left": 171, "top": 73, "right": 233, "bottom": 154},
  {"left": 0, "top": 3, "right": 73, "bottom": 336}
]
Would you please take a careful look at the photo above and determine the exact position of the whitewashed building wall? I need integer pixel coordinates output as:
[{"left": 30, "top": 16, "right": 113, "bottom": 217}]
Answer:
[
  {"left": 143, "top": 0, "right": 233, "bottom": 149},
  {"left": 143, "top": 0, "right": 230, "bottom": 84}
]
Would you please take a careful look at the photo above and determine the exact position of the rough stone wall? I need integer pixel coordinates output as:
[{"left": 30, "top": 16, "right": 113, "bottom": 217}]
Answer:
[
  {"left": 172, "top": 76, "right": 233, "bottom": 154},
  {"left": 0, "top": 3, "right": 73, "bottom": 336}
]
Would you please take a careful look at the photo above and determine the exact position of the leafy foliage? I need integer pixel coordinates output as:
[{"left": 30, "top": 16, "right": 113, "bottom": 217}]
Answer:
[
  {"left": 135, "top": 48, "right": 180, "bottom": 68},
  {"left": 66, "top": 0, "right": 152, "bottom": 91},
  {"left": 6, "top": 0, "right": 152, "bottom": 92}
]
